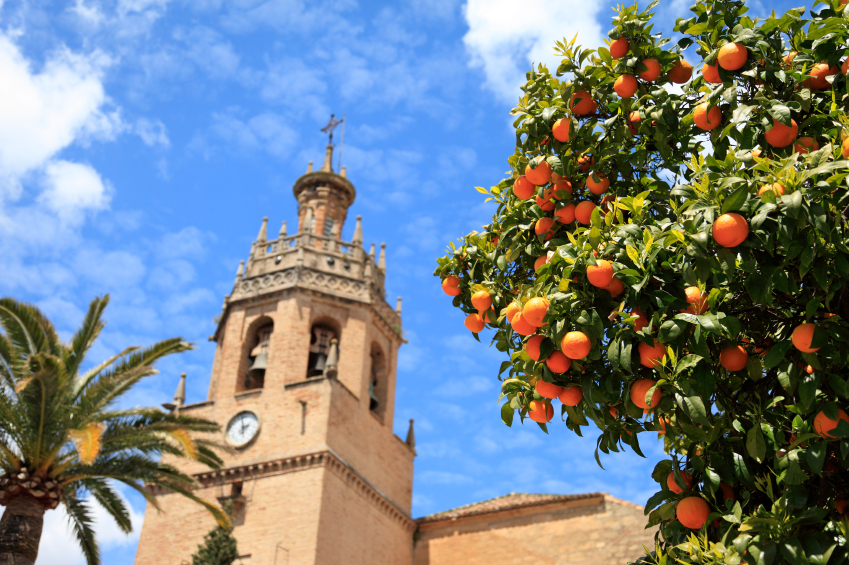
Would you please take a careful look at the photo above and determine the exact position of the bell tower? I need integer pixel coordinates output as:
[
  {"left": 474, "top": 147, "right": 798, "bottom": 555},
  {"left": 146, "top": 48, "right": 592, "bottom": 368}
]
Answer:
[{"left": 134, "top": 137, "right": 416, "bottom": 565}]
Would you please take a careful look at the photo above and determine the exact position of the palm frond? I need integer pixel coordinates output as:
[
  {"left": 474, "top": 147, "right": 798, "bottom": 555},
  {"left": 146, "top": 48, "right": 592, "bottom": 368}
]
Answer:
[
  {"left": 63, "top": 495, "right": 101, "bottom": 565},
  {"left": 0, "top": 334, "right": 21, "bottom": 387},
  {"left": 64, "top": 296, "right": 109, "bottom": 378},
  {"left": 73, "top": 346, "right": 138, "bottom": 399},
  {"left": 0, "top": 298, "right": 60, "bottom": 356},
  {"left": 68, "top": 423, "right": 106, "bottom": 465},
  {"left": 80, "top": 478, "right": 132, "bottom": 534}
]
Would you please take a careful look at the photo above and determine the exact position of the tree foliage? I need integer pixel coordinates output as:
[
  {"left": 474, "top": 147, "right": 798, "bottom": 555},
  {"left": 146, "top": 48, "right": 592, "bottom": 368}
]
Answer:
[
  {"left": 0, "top": 295, "right": 228, "bottom": 565},
  {"left": 191, "top": 501, "right": 239, "bottom": 565},
  {"left": 435, "top": 1, "right": 849, "bottom": 562}
]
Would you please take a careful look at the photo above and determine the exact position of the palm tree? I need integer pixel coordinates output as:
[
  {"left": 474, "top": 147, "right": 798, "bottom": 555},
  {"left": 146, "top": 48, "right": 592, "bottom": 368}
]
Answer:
[{"left": 0, "top": 295, "right": 228, "bottom": 565}]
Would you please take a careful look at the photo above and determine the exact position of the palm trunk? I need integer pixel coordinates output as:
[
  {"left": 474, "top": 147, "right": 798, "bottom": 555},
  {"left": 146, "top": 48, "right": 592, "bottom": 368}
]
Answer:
[{"left": 0, "top": 496, "right": 44, "bottom": 565}]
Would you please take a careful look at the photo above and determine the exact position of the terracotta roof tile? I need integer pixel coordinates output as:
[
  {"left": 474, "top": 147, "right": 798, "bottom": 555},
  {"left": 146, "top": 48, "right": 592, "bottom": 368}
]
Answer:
[{"left": 416, "top": 492, "right": 604, "bottom": 524}]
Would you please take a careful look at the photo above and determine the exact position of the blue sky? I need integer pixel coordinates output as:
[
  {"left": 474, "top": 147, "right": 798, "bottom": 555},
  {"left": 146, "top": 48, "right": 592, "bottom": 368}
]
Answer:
[{"left": 0, "top": 0, "right": 803, "bottom": 562}]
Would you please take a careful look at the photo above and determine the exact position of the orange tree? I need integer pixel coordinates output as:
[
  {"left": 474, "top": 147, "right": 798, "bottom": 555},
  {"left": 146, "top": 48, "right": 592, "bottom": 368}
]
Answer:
[{"left": 435, "top": 0, "right": 849, "bottom": 562}]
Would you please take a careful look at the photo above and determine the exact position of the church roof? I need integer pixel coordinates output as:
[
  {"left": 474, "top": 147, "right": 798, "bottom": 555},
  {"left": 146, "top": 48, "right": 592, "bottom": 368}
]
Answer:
[{"left": 416, "top": 492, "right": 604, "bottom": 524}]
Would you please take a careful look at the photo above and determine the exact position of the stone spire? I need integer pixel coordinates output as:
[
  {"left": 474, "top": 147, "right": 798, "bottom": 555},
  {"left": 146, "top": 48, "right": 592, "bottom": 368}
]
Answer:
[
  {"left": 257, "top": 217, "right": 268, "bottom": 242},
  {"left": 369, "top": 243, "right": 376, "bottom": 261},
  {"left": 405, "top": 419, "right": 416, "bottom": 453},
  {"left": 378, "top": 243, "right": 386, "bottom": 271},
  {"left": 162, "top": 372, "right": 186, "bottom": 414},
  {"left": 306, "top": 161, "right": 313, "bottom": 173},
  {"left": 341, "top": 166, "right": 347, "bottom": 178},
  {"left": 352, "top": 216, "right": 363, "bottom": 245},
  {"left": 320, "top": 144, "right": 333, "bottom": 173},
  {"left": 279, "top": 221, "right": 287, "bottom": 239},
  {"left": 396, "top": 297, "right": 402, "bottom": 316},
  {"left": 235, "top": 260, "right": 244, "bottom": 285}
]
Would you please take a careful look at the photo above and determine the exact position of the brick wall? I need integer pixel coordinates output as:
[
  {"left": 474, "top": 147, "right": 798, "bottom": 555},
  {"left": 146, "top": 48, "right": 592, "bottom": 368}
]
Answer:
[{"left": 414, "top": 495, "right": 657, "bottom": 565}]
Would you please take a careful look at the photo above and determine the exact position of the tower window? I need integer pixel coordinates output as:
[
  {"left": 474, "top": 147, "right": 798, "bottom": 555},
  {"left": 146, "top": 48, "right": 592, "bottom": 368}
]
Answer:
[
  {"left": 324, "top": 218, "right": 334, "bottom": 237},
  {"left": 369, "top": 344, "right": 387, "bottom": 421},
  {"left": 239, "top": 321, "right": 272, "bottom": 393},
  {"left": 307, "top": 325, "right": 337, "bottom": 378}
]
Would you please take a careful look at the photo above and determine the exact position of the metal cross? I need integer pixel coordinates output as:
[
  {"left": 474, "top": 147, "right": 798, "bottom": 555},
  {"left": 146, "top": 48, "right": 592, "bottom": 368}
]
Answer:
[{"left": 321, "top": 114, "right": 344, "bottom": 144}]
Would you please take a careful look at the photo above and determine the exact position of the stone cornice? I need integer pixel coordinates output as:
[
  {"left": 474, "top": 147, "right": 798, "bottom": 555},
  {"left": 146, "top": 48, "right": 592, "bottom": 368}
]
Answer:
[{"left": 147, "top": 449, "right": 415, "bottom": 533}]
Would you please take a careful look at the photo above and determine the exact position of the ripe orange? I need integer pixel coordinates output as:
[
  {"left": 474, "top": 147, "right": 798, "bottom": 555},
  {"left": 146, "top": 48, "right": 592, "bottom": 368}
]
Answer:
[
  {"left": 843, "top": 138, "right": 849, "bottom": 158},
  {"left": 609, "top": 37, "right": 629, "bottom": 59},
  {"left": 804, "top": 63, "right": 838, "bottom": 90},
  {"left": 605, "top": 277, "right": 625, "bottom": 297},
  {"left": 657, "top": 415, "right": 668, "bottom": 435},
  {"left": 669, "top": 59, "right": 693, "bottom": 83},
  {"left": 843, "top": 58, "right": 849, "bottom": 75},
  {"left": 525, "top": 160, "right": 552, "bottom": 185},
  {"left": 534, "top": 217, "right": 554, "bottom": 237},
  {"left": 577, "top": 155, "right": 594, "bottom": 172},
  {"left": 552, "top": 179, "right": 572, "bottom": 198},
  {"left": 586, "top": 171, "right": 609, "bottom": 195},
  {"left": 523, "top": 297, "right": 550, "bottom": 327},
  {"left": 630, "top": 378, "right": 661, "bottom": 408},
  {"left": 513, "top": 175, "right": 535, "bottom": 199},
  {"left": 559, "top": 385, "right": 583, "bottom": 406},
  {"left": 717, "top": 42, "right": 748, "bottom": 70},
  {"left": 525, "top": 335, "right": 544, "bottom": 361},
  {"left": 471, "top": 289, "right": 492, "bottom": 311},
  {"left": 638, "top": 340, "right": 666, "bottom": 368},
  {"left": 505, "top": 301, "right": 521, "bottom": 323},
  {"left": 792, "top": 323, "right": 820, "bottom": 353},
  {"left": 630, "top": 307, "right": 648, "bottom": 332},
  {"left": 561, "top": 331, "right": 591, "bottom": 359},
  {"left": 555, "top": 203, "right": 576, "bottom": 224},
  {"left": 806, "top": 364, "right": 815, "bottom": 374},
  {"left": 794, "top": 137, "right": 819, "bottom": 154},
  {"left": 694, "top": 103, "right": 722, "bottom": 131},
  {"left": 552, "top": 118, "right": 571, "bottom": 142},
  {"left": 758, "top": 183, "right": 785, "bottom": 196},
  {"left": 837, "top": 499, "right": 848, "bottom": 514},
  {"left": 570, "top": 90, "right": 596, "bottom": 115},
  {"left": 684, "top": 286, "right": 708, "bottom": 315},
  {"left": 614, "top": 75, "right": 638, "bottom": 98},
  {"left": 677, "top": 497, "right": 710, "bottom": 529},
  {"left": 814, "top": 409, "right": 849, "bottom": 438},
  {"left": 511, "top": 311, "right": 536, "bottom": 336},
  {"left": 442, "top": 275, "right": 461, "bottom": 296},
  {"left": 479, "top": 309, "right": 496, "bottom": 324},
  {"left": 587, "top": 259, "right": 614, "bottom": 288},
  {"left": 764, "top": 118, "right": 798, "bottom": 148},
  {"left": 546, "top": 351, "right": 570, "bottom": 373},
  {"left": 720, "top": 345, "right": 748, "bottom": 371},
  {"left": 667, "top": 471, "right": 693, "bottom": 494},
  {"left": 535, "top": 191, "right": 555, "bottom": 211},
  {"left": 464, "top": 313, "right": 485, "bottom": 333},
  {"left": 712, "top": 212, "right": 749, "bottom": 247},
  {"left": 783, "top": 51, "right": 797, "bottom": 68},
  {"left": 638, "top": 59, "right": 661, "bottom": 81},
  {"left": 719, "top": 483, "right": 735, "bottom": 503},
  {"left": 535, "top": 379, "right": 563, "bottom": 399},
  {"left": 528, "top": 399, "right": 553, "bottom": 423},
  {"left": 702, "top": 63, "right": 722, "bottom": 84},
  {"left": 608, "top": 406, "right": 619, "bottom": 418},
  {"left": 534, "top": 254, "right": 550, "bottom": 272},
  {"left": 574, "top": 201, "right": 597, "bottom": 225}
]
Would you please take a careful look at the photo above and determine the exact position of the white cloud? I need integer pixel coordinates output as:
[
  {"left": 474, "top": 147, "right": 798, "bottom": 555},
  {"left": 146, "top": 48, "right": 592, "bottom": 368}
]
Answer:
[
  {"left": 38, "top": 160, "right": 112, "bottom": 223},
  {"left": 462, "top": 0, "right": 605, "bottom": 101},
  {"left": 193, "top": 111, "right": 297, "bottom": 159},
  {"left": 135, "top": 117, "right": 170, "bottom": 147},
  {"left": 0, "top": 36, "right": 118, "bottom": 186}
]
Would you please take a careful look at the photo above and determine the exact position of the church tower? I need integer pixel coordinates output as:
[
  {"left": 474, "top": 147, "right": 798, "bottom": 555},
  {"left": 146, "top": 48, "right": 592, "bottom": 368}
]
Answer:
[{"left": 134, "top": 141, "right": 416, "bottom": 565}]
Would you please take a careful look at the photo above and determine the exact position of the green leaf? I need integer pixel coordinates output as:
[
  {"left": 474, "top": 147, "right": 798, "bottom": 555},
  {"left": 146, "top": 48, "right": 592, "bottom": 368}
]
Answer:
[
  {"left": 767, "top": 103, "right": 791, "bottom": 126},
  {"left": 763, "top": 340, "right": 792, "bottom": 369},
  {"left": 684, "top": 395, "right": 711, "bottom": 426},
  {"left": 807, "top": 442, "right": 826, "bottom": 475},
  {"left": 747, "top": 424, "right": 767, "bottom": 463},
  {"left": 659, "top": 320, "right": 687, "bottom": 342},
  {"left": 721, "top": 185, "right": 749, "bottom": 213},
  {"left": 685, "top": 22, "right": 708, "bottom": 34},
  {"left": 501, "top": 401, "right": 514, "bottom": 427},
  {"left": 675, "top": 354, "right": 703, "bottom": 374},
  {"left": 732, "top": 452, "right": 753, "bottom": 485}
]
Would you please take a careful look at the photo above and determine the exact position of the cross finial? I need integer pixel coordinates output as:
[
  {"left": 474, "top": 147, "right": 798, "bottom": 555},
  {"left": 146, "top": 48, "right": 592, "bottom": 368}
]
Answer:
[{"left": 321, "top": 114, "right": 344, "bottom": 144}]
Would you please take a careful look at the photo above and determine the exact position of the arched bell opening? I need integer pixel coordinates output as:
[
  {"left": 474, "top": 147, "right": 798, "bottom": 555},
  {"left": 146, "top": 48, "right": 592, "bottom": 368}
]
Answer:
[
  {"left": 237, "top": 316, "right": 273, "bottom": 393},
  {"left": 369, "top": 343, "right": 388, "bottom": 421},
  {"left": 307, "top": 320, "right": 339, "bottom": 378}
]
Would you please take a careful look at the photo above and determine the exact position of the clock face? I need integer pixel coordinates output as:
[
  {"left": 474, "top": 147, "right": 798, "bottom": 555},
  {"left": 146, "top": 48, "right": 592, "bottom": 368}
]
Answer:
[{"left": 226, "top": 411, "right": 260, "bottom": 447}]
